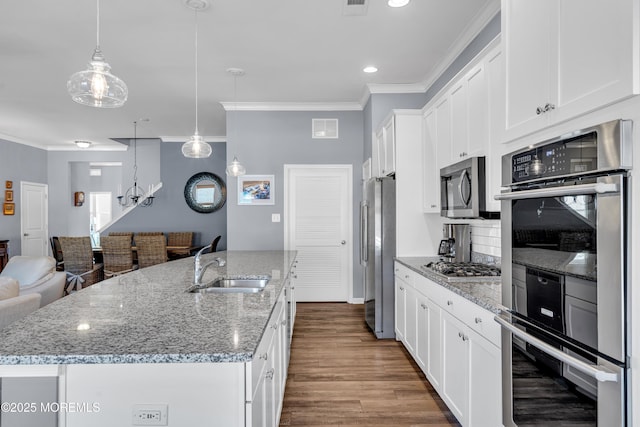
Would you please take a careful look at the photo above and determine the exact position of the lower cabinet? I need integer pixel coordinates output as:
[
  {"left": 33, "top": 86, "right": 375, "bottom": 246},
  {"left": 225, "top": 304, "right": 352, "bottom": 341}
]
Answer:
[
  {"left": 248, "top": 288, "right": 289, "bottom": 427},
  {"left": 394, "top": 262, "right": 502, "bottom": 427}
]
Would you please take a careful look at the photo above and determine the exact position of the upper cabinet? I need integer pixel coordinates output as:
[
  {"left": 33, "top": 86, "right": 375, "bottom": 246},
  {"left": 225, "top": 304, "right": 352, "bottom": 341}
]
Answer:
[
  {"left": 502, "top": 0, "right": 640, "bottom": 142},
  {"left": 372, "top": 116, "right": 397, "bottom": 178},
  {"left": 422, "top": 38, "right": 504, "bottom": 213}
]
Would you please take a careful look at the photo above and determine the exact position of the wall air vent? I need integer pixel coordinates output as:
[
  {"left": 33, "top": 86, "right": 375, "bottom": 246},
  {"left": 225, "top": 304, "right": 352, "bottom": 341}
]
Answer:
[
  {"left": 343, "top": 0, "right": 368, "bottom": 16},
  {"left": 312, "top": 119, "right": 339, "bottom": 139}
]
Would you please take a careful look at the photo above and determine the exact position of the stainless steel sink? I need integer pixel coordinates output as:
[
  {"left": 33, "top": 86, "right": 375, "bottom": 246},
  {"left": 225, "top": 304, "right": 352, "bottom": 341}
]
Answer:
[{"left": 186, "top": 276, "right": 270, "bottom": 293}]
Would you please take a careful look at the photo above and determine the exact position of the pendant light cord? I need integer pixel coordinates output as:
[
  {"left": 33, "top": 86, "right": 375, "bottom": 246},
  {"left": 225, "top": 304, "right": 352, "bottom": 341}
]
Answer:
[
  {"left": 96, "top": 0, "right": 100, "bottom": 49},
  {"left": 133, "top": 120, "right": 138, "bottom": 188},
  {"left": 194, "top": 8, "right": 199, "bottom": 134}
]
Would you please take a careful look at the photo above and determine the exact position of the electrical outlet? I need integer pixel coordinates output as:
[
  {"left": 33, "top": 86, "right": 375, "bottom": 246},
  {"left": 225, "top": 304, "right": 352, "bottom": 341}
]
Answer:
[
  {"left": 132, "top": 404, "right": 168, "bottom": 426},
  {"left": 271, "top": 213, "right": 281, "bottom": 222}
]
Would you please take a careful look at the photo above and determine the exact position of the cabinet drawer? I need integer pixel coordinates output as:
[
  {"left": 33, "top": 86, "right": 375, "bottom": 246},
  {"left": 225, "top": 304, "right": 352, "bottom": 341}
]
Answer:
[
  {"left": 394, "top": 263, "right": 415, "bottom": 286},
  {"left": 463, "top": 304, "right": 501, "bottom": 348},
  {"left": 413, "top": 274, "right": 440, "bottom": 301}
]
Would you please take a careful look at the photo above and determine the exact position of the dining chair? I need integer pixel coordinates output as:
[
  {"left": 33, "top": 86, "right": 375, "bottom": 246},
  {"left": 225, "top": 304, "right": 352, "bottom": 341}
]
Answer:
[
  {"left": 58, "top": 236, "right": 104, "bottom": 294},
  {"left": 49, "top": 236, "right": 64, "bottom": 271},
  {"left": 167, "top": 232, "right": 194, "bottom": 260},
  {"left": 100, "top": 236, "right": 136, "bottom": 278},
  {"left": 108, "top": 232, "right": 134, "bottom": 245},
  {"left": 211, "top": 235, "right": 222, "bottom": 252},
  {"left": 135, "top": 235, "right": 168, "bottom": 269}
]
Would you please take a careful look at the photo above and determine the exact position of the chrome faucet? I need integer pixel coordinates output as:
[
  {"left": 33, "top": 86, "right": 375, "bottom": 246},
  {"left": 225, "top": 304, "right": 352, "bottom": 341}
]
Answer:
[{"left": 193, "top": 244, "right": 226, "bottom": 285}]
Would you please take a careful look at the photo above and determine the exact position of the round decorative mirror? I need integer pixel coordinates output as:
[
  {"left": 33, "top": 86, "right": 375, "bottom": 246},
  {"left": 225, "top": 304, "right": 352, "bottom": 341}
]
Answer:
[{"left": 184, "top": 172, "right": 226, "bottom": 213}]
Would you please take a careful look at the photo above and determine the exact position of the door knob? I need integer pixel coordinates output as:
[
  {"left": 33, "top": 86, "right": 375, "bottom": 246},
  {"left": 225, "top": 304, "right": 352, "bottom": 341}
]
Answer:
[{"left": 23, "top": 233, "right": 29, "bottom": 237}]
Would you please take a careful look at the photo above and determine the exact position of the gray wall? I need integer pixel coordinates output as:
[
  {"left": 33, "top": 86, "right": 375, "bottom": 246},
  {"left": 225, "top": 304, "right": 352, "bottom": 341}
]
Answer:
[
  {"left": 106, "top": 142, "right": 228, "bottom": 249},
  {"left": 0, "top": 139, "right": 48, "bottom": 256},
  {"left": 226, "top": 110, "right": 364, "bottom": 296}
]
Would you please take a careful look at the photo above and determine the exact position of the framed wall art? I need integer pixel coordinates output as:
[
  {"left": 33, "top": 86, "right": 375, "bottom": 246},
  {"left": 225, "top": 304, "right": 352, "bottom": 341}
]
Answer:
[
  {"left": 4, "top": 190, "right": 12, "bottom": 202},
  {"left": 238, "top": 175, "right": 274, "bottom": 205},
  {"left": 5, "top": 181, "right": 12, "bottom": 189},
  {"left": 3, "top": 203, "right": 14, "bottom": 215}
]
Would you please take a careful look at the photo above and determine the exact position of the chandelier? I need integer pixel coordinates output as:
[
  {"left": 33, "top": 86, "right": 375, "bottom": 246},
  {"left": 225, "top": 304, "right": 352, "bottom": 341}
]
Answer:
[{"left": 117, "top": 119, "right": 154, "bottom": 207}]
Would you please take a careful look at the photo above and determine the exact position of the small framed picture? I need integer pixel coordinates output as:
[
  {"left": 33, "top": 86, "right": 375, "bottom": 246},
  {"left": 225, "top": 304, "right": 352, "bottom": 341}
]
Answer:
[
  {"left": 5, "top": 190, "right": 13, "bottom": 202},
  {"left": 238, "top": 175, "right": 275, "bottom": 205},
  {"left": 3, "top": 203, "right": 14, "bottom": 215},
  {"left": 5, "top": 180, "right": 12, "bottom": 189}
]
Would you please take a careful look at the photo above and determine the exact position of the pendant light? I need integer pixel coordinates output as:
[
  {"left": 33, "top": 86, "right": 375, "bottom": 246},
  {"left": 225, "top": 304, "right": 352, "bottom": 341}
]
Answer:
[
  {"left": 181, "top": 1, "right": 212, "bottom": 158},
  {"left": 67, "top": 0, "right": 128, "bottom": 108},
  {"left": 226, "top": 68, "right": 246, "bottom": 177}
]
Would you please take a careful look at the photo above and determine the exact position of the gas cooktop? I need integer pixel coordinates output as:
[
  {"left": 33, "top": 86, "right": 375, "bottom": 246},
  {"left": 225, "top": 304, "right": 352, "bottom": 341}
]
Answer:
[{"left": 422, "top": 261, "right": 501, "bottom": 281}]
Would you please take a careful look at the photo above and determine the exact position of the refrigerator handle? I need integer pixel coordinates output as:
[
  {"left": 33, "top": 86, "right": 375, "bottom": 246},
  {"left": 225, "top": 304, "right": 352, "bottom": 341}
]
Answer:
[{"left": 360, "top": 202, "right": 368, "bottom": 264}]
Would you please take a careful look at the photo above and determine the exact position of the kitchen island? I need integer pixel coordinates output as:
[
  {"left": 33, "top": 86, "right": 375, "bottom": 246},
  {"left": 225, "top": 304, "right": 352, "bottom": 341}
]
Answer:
[{"left": 0, "top": 250, "right": 297, "bottom": 427}]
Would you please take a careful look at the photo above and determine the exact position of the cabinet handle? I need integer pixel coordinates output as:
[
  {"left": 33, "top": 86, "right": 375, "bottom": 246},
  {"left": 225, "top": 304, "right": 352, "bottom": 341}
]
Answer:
[
  {"left": 271, "top": 323, "right": 278, "bottom": 330},
  {"left": 458, "top": 332, "right": 463, "bottom": 338},
  {"left": 281, "top": 319, "right": 287, "bottom": 326},
  {"left": 545, "top": 103, "right": 556, "bottom": 112},
  {"left": 266, "top": 369, "right": 275, "bottom": 380},
  {"left": 462, "top": 334, "right": 468, "bottom": 342},
  {"left": 399, "top": 286, "right": 405, "bottom": 291},
  {"left": 536, "top": 106, "right": 545, "bottom": 115},
  {"left": 430, "top": 204, "right": 437, "bottom": 208},
  {"left": 395, "top": 268, "right": 399, "bottom": 272},
  {"left": 475, "top": 317, "right": 482, "bottom": 324},
  {"left": 447, "top": 300, "right": 453, "bottom": 306},
  {"left": 404, "top": 275, "right": 410, "bottom": 279},
  {"left": 259, "top": 353, "right": 268, "bottom": 361},
  {"left": 421, "top": 303, "right": 427, "bottom": 309}
]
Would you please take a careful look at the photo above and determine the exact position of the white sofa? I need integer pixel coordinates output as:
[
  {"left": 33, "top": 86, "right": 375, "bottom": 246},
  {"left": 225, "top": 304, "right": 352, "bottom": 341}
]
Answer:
[
  {"left": 0, "top": 256, "right": 65, "bottom": 307},
  {"left": 0, "top": 277, "right": 41, "bottom": 329}
]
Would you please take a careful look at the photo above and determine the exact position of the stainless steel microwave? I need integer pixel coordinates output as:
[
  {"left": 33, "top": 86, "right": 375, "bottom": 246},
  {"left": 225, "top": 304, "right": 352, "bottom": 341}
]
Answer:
[{"left": 440, "top": 156, "right": 498, "bottom": 219}]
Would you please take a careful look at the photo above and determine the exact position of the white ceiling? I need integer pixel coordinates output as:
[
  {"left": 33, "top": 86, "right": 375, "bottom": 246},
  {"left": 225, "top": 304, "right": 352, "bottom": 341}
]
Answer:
[{"left": 0, "top": 0, "right": 498, "bottom": 151}]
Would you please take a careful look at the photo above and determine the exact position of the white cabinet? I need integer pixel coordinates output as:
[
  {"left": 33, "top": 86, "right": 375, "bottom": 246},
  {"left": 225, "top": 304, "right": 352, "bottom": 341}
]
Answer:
[
  {"left": 503, "top": 0, "right": 640, "bottom": 142},
  {"left": 372, "top": 115, "right": 396, "bottom": 177},
  {"left": 467, "top": 327, "right": 502, "bottom": 427},
  {"left": 422, "top": 38, "right": 503, "bottom": 213},
  {"left": 394, "top": 273, "right": 408, "bottom": 343},
  {"left": 393, "top": 261, "right": 502, "bottom": 427},
  {"left": 441, "top": 311, "right": 469, "bottom": 425},
  {"left": 422, "top": 108, "right": 439, "bottom": 213},
  {"left": 248, "top": 290, "right": 288, "bottom": 427}
]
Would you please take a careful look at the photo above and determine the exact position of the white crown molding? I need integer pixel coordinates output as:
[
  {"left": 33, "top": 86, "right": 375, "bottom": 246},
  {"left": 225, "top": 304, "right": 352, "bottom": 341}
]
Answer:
[
  {"left": 366, "top": 83, "right": 428, "bottom": 95},
  {"left": 159, "top": 135, "right": 227, "bottom": 143},
  {"left": 220, "top": 101, "right": 363, "bottom": 112},
  {"left": 0, "top": 132, "right": 48, "bottom": 150}
]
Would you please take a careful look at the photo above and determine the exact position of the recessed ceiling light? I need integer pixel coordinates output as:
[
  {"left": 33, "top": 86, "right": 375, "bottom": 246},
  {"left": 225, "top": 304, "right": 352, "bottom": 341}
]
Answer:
[
  {"left": 388, "top": 0, "right": 410, "bottom": 7},
  {"left": 363, "top": 66, "right": 378, "bottom": 73},
  {"left": 75, "top": 140, "right": 92, "bottom": 149}
]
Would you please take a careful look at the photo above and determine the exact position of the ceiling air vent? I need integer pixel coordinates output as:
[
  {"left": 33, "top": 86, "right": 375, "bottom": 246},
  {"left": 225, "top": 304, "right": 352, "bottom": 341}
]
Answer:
[
  {"left": 312, "top": 119, "right": 339, "bottom": 139},
  {"left": 343, "top": 0, "right": 368, "bottom": 16}
]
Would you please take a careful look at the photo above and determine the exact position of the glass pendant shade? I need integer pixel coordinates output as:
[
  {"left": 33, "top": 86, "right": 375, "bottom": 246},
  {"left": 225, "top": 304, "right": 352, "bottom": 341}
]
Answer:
[
  {"left": 67, "top": 0, "right": 127, "bottom": 108},
  {"left": 68, "top": 48, "right": 128, "bottom": 108},
  {"left": 226, "top": 156, "right": 246, "bottom": 176},
  {"left": 181, "top": 131, "right": 212, "bottom": 158}
]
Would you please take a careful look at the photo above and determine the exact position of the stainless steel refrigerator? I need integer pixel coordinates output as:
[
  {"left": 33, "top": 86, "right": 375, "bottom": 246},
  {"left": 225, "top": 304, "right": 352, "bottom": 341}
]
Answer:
[{"left": 360, "top": 177, "right": 396, "bottom": 339}]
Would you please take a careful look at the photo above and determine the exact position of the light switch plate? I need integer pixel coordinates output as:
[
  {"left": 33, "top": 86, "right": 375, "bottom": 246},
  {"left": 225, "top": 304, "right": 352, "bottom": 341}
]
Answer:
[{"left": 271, "top": 213, "right": 281, "bottom": 222}]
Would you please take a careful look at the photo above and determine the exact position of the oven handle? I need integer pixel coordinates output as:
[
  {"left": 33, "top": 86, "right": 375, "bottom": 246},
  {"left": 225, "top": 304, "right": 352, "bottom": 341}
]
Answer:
[
  {"left": 494, "top": 182, "right": 618, "bottom": 201},
  {"left": 494, "top": 314, "right": 619, "bottom": 383}
]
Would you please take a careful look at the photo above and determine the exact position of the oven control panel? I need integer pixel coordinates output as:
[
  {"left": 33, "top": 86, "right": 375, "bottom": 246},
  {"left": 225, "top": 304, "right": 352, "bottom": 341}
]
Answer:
[{"left": 511, "top": 131, "right": 598, "bottom": 183}]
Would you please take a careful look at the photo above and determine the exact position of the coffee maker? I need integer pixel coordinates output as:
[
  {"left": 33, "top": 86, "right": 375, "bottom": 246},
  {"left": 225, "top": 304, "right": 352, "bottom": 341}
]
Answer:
[{"left": 438, "top": 223, "right": 470, "bottom": 262}]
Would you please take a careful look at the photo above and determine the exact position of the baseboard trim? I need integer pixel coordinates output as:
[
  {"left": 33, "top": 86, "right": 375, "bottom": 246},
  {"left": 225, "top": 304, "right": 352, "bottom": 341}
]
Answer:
[{"left": 348, "top": 298, "right": 364, "bottom": 304}]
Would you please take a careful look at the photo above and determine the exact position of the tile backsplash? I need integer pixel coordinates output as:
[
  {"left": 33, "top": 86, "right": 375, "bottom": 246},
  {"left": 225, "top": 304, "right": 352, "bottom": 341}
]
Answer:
[{"left": 470, "top": 221, "right": 501, "bottom": 264}]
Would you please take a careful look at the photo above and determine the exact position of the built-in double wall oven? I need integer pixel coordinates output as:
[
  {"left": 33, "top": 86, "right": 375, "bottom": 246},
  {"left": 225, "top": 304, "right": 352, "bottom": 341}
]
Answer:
[{"left": 496, "top": 120, "right": 632, "bottom": 426}]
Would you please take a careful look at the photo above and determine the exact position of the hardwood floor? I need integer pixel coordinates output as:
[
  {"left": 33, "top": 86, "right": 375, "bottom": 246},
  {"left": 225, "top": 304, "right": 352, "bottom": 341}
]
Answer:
[{"left": 279, "top": 303, "right": 460, "bottom": 427}]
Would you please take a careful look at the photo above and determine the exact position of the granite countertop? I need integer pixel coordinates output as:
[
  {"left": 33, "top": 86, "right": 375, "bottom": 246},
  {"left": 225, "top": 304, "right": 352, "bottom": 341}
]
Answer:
[
  {"left": 395, "top": 257, "right": 504, "bottom": 314},
  {"left": 0, "top": 251, "right": 297, "bottom": 365}
]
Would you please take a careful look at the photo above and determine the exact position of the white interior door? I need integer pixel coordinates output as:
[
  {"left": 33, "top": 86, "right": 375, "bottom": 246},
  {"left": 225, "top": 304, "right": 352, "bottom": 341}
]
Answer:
[
  {"left": 285, "top": 165, "right": 352, "bottom": 302},
  {"left": 20, "top": 182, "right": 48, "bottom": 256}
]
